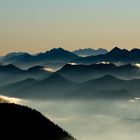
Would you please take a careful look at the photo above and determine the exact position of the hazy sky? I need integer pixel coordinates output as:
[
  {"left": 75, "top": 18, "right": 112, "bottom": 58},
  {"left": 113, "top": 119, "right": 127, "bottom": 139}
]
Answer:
[{"left": 0, "top": 0, "right": 140, "bottom": 55}]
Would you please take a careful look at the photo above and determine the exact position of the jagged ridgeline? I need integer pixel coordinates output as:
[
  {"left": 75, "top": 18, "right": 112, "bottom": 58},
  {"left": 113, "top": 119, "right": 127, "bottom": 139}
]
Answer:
[{"left": 0, "top": 103, "right": 75, "bottom": 140}]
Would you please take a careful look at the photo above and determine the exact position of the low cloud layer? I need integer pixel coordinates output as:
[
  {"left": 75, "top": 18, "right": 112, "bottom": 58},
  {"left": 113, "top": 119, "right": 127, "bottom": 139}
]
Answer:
[{"left": 19, "top": 99, "right": 140, "bottom": 140}]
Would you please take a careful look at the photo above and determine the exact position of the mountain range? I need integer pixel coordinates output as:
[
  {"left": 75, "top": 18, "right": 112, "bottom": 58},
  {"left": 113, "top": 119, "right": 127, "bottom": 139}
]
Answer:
[
  {"left": 72, "top": 47, "right": 140, "bottom": 64},
  {"left": 1, "top": 74, "right": 140, "bottom": 100},
  {"left": 0, "top": 47, "right": 140, "bottom": 100},
  {"left": 1, "top": 47, "right": 140, "bottom": 70},
  {"left": 0, "top": 48, "right": 79, "bottom": 69},
  {"left": 0, "top": 60, "right": 140, "bottom": 100},
  {"left": 73, "top": 48, "right": 108, "bottom": 56},
  {"left": 57, "top": 63, "right": 140, "bottom": 82},
  {"left": 0, "top": 64, "right": 51, "bottom": 86}
]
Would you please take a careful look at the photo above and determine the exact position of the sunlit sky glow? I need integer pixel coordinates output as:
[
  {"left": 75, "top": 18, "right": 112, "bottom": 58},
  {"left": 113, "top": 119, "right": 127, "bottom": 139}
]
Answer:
[{"left": 0, "top": 0, "right": 140, "bottom": 55}]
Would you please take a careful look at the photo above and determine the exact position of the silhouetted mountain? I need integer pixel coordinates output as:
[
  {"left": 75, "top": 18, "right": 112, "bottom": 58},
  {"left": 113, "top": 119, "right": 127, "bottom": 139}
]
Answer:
[
  {"left": 1, "top": 47, "right": 140, "bottom": 69},
  {"left": 69, "top": 75, "right": 136, "bottom": 99},
  {"left": 107, "top": 47, "right": 129, "bottom": 55},
  {"left": 0, "top": 64, "right": 25, "bottom": 85},
  {"left": 73, "top": 48, "right": 108, "bottom": 56},
  {"left": 1, "top": 52, "right": 33, "bottom": 66},
  {"left": 36, "top": 48, "right": 78, "bottom": 61},
  {"left": 72, "top": 47, "right": 140, "bottom": 64},
  {"left": 0, "top": 64, "right": 22, "bottom": 73},
  {"left": 0, "top": 64, "right": 51, "bottom": 86},
  {"left": 25, "top": 65, "right": 52, "bottom": 80},
  {"left": 57, "top": 63, "right": 140, "bottom": 82},
  {"left": 105, "top": 47, "right": 130, "bottom": 62},
  {"left": 11, "top": 74, "right": 76, "bottom": 99},
  {"left": 0, "top": 103, "right": 75, "bottom": 140},
  {"left": 0, "top": 48, "right": 79, "bottom": 69},
  {"left": 2, "top": 74, "right": 140, "bottom": 100},
  {"left": 81, "top": 75, "right": 126, "bottom": 90},
  {"left": 95, "top": 48, "right": 108, "bottom": 54},
  {"left": 130, "top": 48, "right": 140, "bottom": 55},
  {"left": 1, "top": 52, "right": 29, "bottom": 61},
  {"left": 40, "top": 74, "right": 73, "bottom": 85},
  {"left": 0, "top": 78, "right": 38, "bottom": 95}
]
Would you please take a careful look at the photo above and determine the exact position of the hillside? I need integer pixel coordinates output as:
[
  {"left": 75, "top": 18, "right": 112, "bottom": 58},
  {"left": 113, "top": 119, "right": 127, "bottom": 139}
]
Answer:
[{"left": 0, "top": 103, "right": 75, "bottom": 140}]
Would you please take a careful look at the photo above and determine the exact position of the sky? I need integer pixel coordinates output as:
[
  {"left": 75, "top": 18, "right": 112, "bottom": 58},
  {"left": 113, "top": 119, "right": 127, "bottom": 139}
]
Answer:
[{"left": 0, "top": 0, "right": 140, "bottom": 55}]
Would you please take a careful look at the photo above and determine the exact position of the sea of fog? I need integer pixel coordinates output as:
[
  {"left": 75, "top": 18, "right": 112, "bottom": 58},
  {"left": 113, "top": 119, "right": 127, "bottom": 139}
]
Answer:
[{"left": 1, "top": 95, "right": 140, "bottom": 140}]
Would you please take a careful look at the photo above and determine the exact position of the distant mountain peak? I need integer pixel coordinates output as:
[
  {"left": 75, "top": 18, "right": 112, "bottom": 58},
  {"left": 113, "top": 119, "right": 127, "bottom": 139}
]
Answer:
[
  {"left": 130, "top": 48, "right": 140, "bottom": 54},
  {"left": 50, "top": 47, "right": 65, "bottom": 51},
  {"left": 73, "top": 48, "right": 108, "bottom": 56},
  {"left": 109, "top": 47, "right": 122, "bottom": 53},
  {"left": 4, "top": 52, "right": 26, "bottom": 57},
  {"left": 98, "top": 48, "right": 107, "bottom": 51},
  {"left": 41, "top": 74, "right": 73, "bottom": 85},
  {"left": 131, "top": 48, "right": 140, "bottom": 51},
  {"left": 0, "top": 64, "right": 22, "bottom": 73},
  {"left": 3, "top": 52, "right": 31, "bottom": 59},
  {"left": 47, "top": 47, "right": 70, "bottom": 54},
  {"left": 107, "top": 47, "right": 130, "bottom": 57},
  {"left": 36, "top": 47, "right": 78, "bottom": 62}
]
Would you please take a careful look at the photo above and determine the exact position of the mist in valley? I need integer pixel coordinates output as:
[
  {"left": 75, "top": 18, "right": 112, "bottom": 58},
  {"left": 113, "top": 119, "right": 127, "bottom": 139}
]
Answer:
[
  {"left": 1, "top": 48, "right": 140, "bottom": 140},
  {"left": 10, "top": 97, "right": 140, "bottom": 140}
]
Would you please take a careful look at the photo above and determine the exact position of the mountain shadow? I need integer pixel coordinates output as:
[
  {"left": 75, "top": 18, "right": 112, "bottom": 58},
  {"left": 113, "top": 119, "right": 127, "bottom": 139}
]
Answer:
[{"left": 0, "top": 103, "right": 75, "bottom": 140}]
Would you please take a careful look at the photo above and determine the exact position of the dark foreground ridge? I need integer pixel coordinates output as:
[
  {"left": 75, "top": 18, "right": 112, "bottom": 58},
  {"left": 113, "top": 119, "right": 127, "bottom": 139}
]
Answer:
[{"left": 0, "top": 103, "right": 75, "bottom": 140}]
